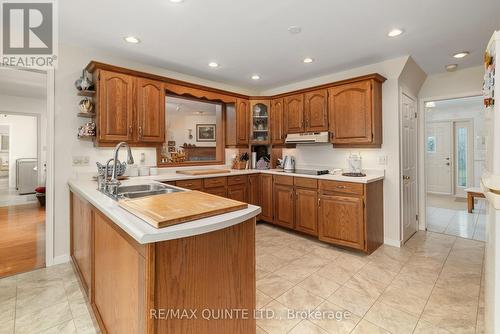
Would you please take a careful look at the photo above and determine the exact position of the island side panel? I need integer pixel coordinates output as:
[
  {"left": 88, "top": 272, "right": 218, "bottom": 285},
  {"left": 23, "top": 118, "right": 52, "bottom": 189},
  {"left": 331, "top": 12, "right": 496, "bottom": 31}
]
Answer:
[{"left": 154, "top": 219, "right": 256, "bottom": 334}]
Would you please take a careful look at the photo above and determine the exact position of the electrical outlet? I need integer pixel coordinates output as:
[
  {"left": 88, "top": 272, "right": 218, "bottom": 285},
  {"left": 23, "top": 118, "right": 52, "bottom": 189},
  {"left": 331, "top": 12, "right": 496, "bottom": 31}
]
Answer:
[
  {"left": 378, "top": 155, "right": 388, "bottom": 165},
  {"left": 140, "top": 152, "right": 146, "bottom": 164},
  {"left": 72, "top": 156, "right": 82, "bottom": 166}
]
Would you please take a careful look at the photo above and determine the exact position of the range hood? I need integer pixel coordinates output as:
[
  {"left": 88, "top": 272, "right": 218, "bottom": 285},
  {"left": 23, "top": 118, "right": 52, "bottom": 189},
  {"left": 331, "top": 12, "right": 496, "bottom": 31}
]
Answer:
[{"left": 285, "top": 132, "right": 329, "bottom": 144}]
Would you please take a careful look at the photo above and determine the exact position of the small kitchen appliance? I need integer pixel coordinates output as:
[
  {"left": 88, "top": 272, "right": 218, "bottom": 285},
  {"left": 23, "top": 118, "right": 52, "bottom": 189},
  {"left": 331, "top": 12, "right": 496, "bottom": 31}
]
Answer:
[
  {"left": 344, "top": 153, "right": 366, "bottom": 177},
  {"left": 282, "top": 155, "right": 295, "bottom": 172}
]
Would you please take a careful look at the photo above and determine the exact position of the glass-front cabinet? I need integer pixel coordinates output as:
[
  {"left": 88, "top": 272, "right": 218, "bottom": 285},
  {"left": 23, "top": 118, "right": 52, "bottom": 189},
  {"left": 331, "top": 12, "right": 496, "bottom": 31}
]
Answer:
[{"left": 250, "top": 100, "right": 270, "bottom": 144}]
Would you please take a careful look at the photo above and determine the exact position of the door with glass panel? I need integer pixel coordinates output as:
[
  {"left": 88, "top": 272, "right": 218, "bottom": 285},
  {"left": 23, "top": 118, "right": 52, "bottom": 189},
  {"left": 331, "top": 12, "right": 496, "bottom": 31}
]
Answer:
[
  {"left": 426, "top": 122, "right": 453, "bottom": 194},
  {"left": 454, "top": 120, "right": 473, "bottom": 197}
]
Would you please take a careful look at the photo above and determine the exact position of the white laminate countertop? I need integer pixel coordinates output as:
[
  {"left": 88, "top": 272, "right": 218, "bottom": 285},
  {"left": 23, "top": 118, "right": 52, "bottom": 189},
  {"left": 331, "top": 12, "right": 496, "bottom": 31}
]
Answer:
[
  {"left": 68, "top": 178, "right": 261, "bottom": 244},
  {"left": 135, "top": 168, "right": 385, "bottom": 184}
]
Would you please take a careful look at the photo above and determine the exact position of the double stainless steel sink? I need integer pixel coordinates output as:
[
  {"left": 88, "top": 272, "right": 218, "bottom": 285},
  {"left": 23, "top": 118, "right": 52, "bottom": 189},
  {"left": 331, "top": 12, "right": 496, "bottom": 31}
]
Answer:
[{"left": 117, "top": 183, "right": 183, "bottom": 199}]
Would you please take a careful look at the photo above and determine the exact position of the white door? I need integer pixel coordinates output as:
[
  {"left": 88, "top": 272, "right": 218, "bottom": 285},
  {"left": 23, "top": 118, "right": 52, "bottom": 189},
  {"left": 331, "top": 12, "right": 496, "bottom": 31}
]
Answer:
[
  {"left": 426, "top": 122, "right": 453, "bottom": 194},
  {"left": 401, "top": 94, "right": 418, "bottom": 242},
  {"left": 454, "top": 120, "right": 474, "bottom": 197}
]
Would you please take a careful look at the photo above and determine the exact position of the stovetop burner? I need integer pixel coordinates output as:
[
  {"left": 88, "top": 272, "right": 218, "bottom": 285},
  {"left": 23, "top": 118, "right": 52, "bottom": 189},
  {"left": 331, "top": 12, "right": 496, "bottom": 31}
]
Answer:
[{"left": 342, "top": 172, "right": 367, "bottom": 177}]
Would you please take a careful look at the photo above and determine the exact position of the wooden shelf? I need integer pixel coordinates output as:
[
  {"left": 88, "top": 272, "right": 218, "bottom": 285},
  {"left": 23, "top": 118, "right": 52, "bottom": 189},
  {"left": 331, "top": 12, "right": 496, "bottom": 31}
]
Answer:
[
  {"left": 77, "top": 134, "right": 95, "bottom": 140},
  {"left": 77, "top": 90, "right": 95, "bottom": 97},
  {"left": 77, "top": 112, "right": 96, "bottom": 118},
  {"left": 252, "top": 129, "right": 269, "bottom": 132}
]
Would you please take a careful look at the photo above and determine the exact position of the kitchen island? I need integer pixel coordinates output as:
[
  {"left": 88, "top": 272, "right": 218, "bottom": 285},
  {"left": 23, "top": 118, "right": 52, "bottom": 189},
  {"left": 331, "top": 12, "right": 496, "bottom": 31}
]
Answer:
[{"left": 69, "top": 178, "right": 261, "bottom": 334}]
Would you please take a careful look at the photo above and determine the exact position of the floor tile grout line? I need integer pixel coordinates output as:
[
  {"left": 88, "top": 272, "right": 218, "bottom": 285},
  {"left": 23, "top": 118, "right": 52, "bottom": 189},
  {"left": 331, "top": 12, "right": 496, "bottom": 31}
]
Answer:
[{"left": 474, "top": 253, "right": 486, "bottom": 334}]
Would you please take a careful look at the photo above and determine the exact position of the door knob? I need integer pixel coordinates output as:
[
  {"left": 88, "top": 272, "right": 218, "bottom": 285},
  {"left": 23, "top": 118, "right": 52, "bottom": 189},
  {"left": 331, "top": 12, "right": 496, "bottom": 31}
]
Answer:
[
  {"left": 445, "top": 162, "right": 450, "bottom": 166},
  {"left": 403, "top": 175, "right": 410, "bottom": 180}
]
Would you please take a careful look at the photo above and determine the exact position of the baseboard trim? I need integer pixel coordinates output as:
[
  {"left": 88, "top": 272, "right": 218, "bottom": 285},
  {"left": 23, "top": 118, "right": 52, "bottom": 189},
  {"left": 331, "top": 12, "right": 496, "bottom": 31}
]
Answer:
[
  {"left": 384, "top": 238, "right": 402, "bottom": 248},
  {"left": 50, "top": 254, "right": 70, "bottom": 266}
]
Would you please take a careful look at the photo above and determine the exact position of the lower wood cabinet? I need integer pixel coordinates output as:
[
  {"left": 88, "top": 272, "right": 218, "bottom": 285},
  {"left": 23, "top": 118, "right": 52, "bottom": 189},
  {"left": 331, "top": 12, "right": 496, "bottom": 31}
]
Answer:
[
  {"left": 295, "top": 188, "right": 319, "bottom": 236},
  {"left": 318, "top": 194, "right": 364, "bottom": 249},
  {"left": 204, "top": 186, "right": 227, "bottom": 197},
  {"left": 248, "top": 174, "right": 260, "bottom": 207},
  {"left": 260, "top": 174, "right": 274, "bottom": 223},
  {"left": 273, "top": 184, "right": 295, "bottom": 229},
  {"left": 70, "top": 192, "right": 93, "bottom": 296},
  {"left": 227, "top": 183, "right": 248, "bottom": 202}
]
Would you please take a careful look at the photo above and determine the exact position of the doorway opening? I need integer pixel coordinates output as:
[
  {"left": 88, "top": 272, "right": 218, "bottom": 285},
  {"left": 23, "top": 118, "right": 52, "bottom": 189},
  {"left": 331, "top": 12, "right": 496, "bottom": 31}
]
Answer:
[
  {"left": 0, "top": 68, "right": 48, "bottom": 278},
  {"left": 424, "top": 95, "right": 486, "bottom": 241}
]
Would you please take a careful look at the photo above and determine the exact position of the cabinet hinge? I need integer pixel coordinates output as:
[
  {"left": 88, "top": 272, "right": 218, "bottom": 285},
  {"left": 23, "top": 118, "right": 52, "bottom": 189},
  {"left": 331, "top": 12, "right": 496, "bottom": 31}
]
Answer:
[
  {"left": 414, "top": 112, "right": 418, "bottom": 119},
  {"left": 416, "top": 214, "right": 419, "bottom": 221}
]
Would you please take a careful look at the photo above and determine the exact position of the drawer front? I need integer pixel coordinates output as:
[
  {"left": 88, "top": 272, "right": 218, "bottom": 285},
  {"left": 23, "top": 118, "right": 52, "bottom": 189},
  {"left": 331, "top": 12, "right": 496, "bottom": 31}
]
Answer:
[
  {"left": 203, "top": 177, "right": 227, "bottom": 189},
  {"left": 319, "top": 180, "right": 364, "bottom": 195},
  {"left": 273, "top": 174, "right": 294, "bottom": 186},
  {"left": 176, "top": 179, "right": 203, "bottom": 190},
  {"left": 227, "top": 175, "right": 248, "bottom": 186},
  {"left": 203, "top": 186, "right": 227, "bottom": 198},
  {"left": 294, "top": 177, "right": 318, "bottom": 189}
]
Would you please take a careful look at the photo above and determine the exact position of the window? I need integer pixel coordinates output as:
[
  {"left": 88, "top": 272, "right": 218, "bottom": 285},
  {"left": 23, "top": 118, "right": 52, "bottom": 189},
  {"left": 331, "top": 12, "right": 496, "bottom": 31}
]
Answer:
[
  {"left": 456, "top": 127, "right": 467, "bottom": 187},
  {"left": 427, "top": 136, "right": 436, "bottom": 153}
]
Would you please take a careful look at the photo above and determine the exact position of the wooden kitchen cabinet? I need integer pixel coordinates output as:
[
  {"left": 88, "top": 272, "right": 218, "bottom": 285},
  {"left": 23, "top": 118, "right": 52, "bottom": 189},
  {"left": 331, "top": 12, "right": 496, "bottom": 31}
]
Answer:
[
  {"left": 203, "top": 186, "right": 227, "bottom": 197},
  {"left": 273, "top": 184, "right": 295, "bottom": 229},
  {"left": 226, "top": 99, "right": 250, "bottom": 146},
  {"left": 136, "top": 77, "right": 165, "bottom": 143},
  {"left": 271, "top": 98, "right": 285, "bottom": 144},
  {"left": 228, "top": 183, "right": 248, "bottom": 202},
  {"left": 260, "top": 174, "right": 274, "bottom": 222},
  {"left": 70, "top": 192, "right": 93, "bottom": 296},
  {"left": 248, "top": 174, "right": 260, "bottom": 207},
  {"left": 328, "top": 77, "right": 383, "bottom": 147},
  {"left": 295, "top": 187, "right": 318, "bottom": 236},
  {"left": 284, "top": 94, "right": 304, "bottom": 134},
  {"left": 304, "top": 89, "right": 328, "bottom": 132},
  {"left": 318, "top": 193, "right": 365, "bottom": 250},
  {"left": 97, "top": 70, "right": 135, "bottom": 142}
]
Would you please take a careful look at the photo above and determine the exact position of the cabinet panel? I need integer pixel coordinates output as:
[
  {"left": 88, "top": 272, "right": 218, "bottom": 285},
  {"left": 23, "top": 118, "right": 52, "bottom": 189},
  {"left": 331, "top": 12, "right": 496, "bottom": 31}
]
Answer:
[
  {"left": 98, "top": 70, "right": 134, "bottom": 142},
  {"left": 71, "top": 193, "right": 93, "bottom": 296},
  {"left": 260, "top": 174, "right": 274, "bottom": 222},
  {"left": 304, "top": 89, "right": 328, "bottom": 132},
  {"left": 274, "top": 184, "right": 295, "bottom": 229},
  {"left": 295, "top": 188, "right": 318, "bottom": 236},
  {"left": 284, "top": 94, "right": 304, "bottom": 134},
  {"left": 271, "top": 98, "right": 285, "bottom": 144},
  {"left": 248, "top": 174, "right": 260, "bottom": 207},
  {"left": 318, "top": 194, "right": 364, "bottom": 250},
  {"left": 203, "top": 177, "right": 227, "bottom": 189},
  {"left": 328, "top": 81, "right": 372, "bottom": 144},
  {"left": 204, "top": 186, "right": 227, "bottom": 198},
  {"left": 136, "top": 78, "right": 165, "bottom": 143},
  {"left": 228, "top": 184, "right": 247, "bottom": 202},
  {"left": 93, "top": 211, "right": 147, "bottom": 334},
  {"left": 227, "top": 175, "right": 247, "bottom": 186},
  {"left": 236, "top": 98, "right": 250, "bottom": 145},
  {"left": 176, "top": 179, "right": 203, "bottom": 190}
]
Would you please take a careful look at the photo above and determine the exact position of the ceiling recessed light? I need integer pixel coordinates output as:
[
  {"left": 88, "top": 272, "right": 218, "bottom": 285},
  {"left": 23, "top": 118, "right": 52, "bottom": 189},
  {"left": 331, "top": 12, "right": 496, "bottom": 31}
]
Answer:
[
  {"left": 303, "top": 57, "right": 314, "bottom": 64},
  {"left": 425, "top": 101, "right": 436, "bottom": 108},
  {"left": 445, "top": 64, "right": 458, "bottom": 72},
  {"left": 453, "top": 51, "right": 469, "bottom": 59},
  {"left": 251, "top": 74, "right": 260, "bottom": 80},
  {"left": 169, "top": 0, "right": 184, "bottom": 3},
  {"left": 387, "top": 28, "right": 404, "bottom": 37},
  {"left": 124, "top": 36, "right": 140, "bottom": 44},
  {"left": 208, "top": 62, "right": 219, "bottom": 68},
  {"left": 288, "top": 26, "right": 302, "bottom": 34}
]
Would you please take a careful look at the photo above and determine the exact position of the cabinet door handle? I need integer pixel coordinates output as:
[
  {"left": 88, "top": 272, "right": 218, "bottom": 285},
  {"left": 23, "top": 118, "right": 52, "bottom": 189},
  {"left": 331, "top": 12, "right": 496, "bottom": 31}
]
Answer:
[
  {"left": 318, "top": 198, "right": 321, "bottom": 207},
  {"left": 128, "top": 125, "right": 133, "bottom": 136},
  {"left": 138, "top": 126, "right": 143, "bottom": 139},
  {"left": 336, "top": 185, "right": 347, "bottom": 189}
]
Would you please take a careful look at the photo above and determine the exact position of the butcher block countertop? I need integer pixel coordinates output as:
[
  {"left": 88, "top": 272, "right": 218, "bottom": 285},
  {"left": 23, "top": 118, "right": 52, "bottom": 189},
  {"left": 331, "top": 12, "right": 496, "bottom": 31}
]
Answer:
[
  {"left": 68, "top": 178, "right": 260, "bottom": 244},
  {"left": 119, "top": 191, "right": 248, "bottom": 228}
]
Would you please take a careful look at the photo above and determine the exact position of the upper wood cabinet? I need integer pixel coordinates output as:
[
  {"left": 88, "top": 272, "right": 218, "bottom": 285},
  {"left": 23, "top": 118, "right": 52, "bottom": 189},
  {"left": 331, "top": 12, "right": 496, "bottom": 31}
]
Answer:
[
  {"left": 284, "top": 94, "right": 304, "bottom": 134},
  {"left": 98, "top": 70, "right": 135, "bottom": 142},
  {"left": 270, "top": 98, "right": 285, "bottom": 144},
  {"left": 136, "top": 78, "right": 165, "bottom": 143},
  {"left": 226, "top": 98, "right": 250, "bottom": 146},
  {"left": 318, "top": 193, "right": 365, "bottom": 250},
  {"left": 328, "top": 78, "right": 383, "bottom": 147},
  {"left": 304, "top": 89, "right": 328, "bottom": 132}
]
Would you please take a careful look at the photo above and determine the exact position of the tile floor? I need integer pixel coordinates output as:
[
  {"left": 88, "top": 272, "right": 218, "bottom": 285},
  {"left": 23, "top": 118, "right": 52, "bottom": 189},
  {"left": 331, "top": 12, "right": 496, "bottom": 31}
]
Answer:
[
  {"left": 0, "top": 224, "right": 485, "bottom": 334},
  {"left": 427, "top": 196, "right": 486, "bottom": 241}
]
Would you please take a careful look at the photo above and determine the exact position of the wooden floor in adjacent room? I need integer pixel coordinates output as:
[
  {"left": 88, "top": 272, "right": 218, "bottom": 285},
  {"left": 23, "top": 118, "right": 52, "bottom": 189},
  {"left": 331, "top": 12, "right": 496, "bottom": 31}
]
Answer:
[{"left": 0, "top": 203, "right": 45, "bottom": 278}]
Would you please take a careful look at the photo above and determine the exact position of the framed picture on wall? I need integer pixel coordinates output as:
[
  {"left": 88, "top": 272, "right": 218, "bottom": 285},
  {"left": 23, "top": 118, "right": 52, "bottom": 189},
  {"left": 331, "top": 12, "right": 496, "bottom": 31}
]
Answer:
[{"left": 196, "top": 124, "right": 216, "bottom": 142}]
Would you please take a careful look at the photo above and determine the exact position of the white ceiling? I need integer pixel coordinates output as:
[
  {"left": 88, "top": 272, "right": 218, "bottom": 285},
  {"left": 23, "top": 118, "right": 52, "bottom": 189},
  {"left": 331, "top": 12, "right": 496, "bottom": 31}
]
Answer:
[
  {"left": 60, "top": 0, "right": 500, "bottom": 91},
  {"left": 430, "top": 95, "right": 483, "bottom": 110},
  {"left": 0, "top": 68, "right": 46, "bottom": 99}
]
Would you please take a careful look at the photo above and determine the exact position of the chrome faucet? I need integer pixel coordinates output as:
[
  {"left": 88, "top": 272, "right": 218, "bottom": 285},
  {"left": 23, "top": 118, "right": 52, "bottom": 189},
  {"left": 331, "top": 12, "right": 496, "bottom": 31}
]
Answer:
[{"left": 101, "top": 142, "right": 134, "bottom": 198}]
